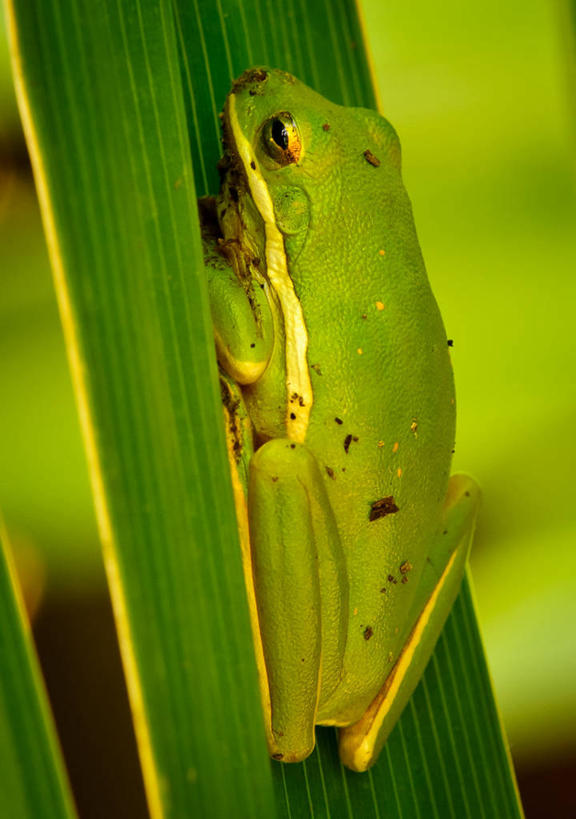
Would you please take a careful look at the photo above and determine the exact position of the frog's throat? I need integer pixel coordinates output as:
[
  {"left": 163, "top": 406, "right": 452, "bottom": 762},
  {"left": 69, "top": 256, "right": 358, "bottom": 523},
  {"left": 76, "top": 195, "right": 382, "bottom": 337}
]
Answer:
[{"left": 228, "top": 94, "right": 313, "bottom": 443}]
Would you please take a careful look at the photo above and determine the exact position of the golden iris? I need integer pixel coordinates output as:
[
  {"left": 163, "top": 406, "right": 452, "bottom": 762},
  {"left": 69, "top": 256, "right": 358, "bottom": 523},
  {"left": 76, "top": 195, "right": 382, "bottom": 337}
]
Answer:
[{"left": 261, "top": 113, "right": 302, "bottom": 166}]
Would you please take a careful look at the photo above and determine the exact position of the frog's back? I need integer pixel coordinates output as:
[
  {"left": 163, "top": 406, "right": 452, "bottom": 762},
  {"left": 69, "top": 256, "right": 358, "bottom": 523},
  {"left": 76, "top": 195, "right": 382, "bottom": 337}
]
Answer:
[{"left": 289, "top": 105, "right": 455, "bottom": 722}]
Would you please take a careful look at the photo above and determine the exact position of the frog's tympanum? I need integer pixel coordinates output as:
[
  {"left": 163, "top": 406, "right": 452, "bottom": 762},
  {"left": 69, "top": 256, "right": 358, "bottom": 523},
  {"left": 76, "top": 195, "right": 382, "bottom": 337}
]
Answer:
[{"left": 201, "top": 68, "right": 479, "bottom": 772}]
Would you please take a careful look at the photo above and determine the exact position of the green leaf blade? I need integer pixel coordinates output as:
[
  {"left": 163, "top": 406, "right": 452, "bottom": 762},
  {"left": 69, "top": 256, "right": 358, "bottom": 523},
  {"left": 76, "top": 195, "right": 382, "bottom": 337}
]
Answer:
[
  {"left": 0, "top": 528, "right": 76, "bottom": 819},
  {"left": 7, "top": 0, "right": 276, "bottom": 815}
]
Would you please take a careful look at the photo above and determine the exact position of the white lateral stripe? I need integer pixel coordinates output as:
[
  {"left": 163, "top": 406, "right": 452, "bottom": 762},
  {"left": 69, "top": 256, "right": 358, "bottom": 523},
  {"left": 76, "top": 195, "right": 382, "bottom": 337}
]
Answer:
[{"left": 228, "top": 95, "right": 313, "bottom": 442}]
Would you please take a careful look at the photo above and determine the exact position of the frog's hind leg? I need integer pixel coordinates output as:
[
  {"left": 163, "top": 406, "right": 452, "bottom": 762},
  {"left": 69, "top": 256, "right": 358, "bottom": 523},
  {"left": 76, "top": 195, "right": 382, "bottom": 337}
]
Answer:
[
  {"left": 339, "top": 474, "right": 480, "bottom": 772},
  {"left": 248, "top": 439, "right": 348, "bottom": 763}
]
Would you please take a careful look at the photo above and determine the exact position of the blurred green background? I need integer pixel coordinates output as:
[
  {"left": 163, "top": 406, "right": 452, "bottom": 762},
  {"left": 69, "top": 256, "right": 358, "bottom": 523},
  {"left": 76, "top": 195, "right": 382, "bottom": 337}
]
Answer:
[{"left": 1, "top": 1, "right": 574, "bottom": 816}]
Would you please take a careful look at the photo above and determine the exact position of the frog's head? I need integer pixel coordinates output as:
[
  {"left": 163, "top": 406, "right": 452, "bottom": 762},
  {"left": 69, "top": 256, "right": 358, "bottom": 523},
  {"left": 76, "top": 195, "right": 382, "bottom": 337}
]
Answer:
[
  {"left": 217, "top": 67, "right": 403, "bottom": 272},
  {"left": 217, "top": 68, "right": 334, "bottom": 255}
]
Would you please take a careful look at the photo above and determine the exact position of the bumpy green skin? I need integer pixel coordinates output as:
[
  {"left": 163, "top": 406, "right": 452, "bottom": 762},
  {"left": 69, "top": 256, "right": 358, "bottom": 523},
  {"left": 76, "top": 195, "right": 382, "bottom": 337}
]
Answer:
[{"left": 205, "top": 68, "right": 478, "bottom": 768}]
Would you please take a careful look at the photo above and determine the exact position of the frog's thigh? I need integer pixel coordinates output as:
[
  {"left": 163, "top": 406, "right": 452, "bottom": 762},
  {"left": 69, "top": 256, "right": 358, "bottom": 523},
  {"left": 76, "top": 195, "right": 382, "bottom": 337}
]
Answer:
[
  {"left": 248, "top": 439, "right": 346, "bottom": 763},
  {"left": 339, "top": 474, "right": 480, "bottom": 772},
  {"left": 206, "top": 257, "right": 273, "bottom": 384}
]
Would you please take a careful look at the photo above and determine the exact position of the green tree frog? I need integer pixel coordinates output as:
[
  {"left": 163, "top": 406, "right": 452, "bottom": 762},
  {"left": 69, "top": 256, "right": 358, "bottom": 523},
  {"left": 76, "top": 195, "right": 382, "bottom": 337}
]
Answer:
[{"left": 201, "top": 67, "right": 480, "bottom": 772}]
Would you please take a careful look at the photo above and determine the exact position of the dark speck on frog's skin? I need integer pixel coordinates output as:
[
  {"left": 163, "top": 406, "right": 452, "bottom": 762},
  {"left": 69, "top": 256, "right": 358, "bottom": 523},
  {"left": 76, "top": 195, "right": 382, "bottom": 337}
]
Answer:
[
  {"left": 369, "top": 496, "right": 399, "bottom": 521},
  {"left": 363, "top": 149, "right": 381, "bottom": 167},
  {"left": 343, "top": 434, "right": 359, "bottom": 454}
]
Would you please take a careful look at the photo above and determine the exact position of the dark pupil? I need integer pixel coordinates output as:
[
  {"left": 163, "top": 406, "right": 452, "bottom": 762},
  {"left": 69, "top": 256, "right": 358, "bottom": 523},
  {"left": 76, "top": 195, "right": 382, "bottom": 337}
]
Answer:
[{"left": 271, "top": 119, "right": 289, "bottom": 150}]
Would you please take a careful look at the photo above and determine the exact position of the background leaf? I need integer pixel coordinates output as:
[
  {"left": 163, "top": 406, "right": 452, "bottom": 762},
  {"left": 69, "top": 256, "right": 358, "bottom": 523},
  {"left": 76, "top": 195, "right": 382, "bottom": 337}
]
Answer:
[{"left": 0, "top": 523, "right": 76, "bottom": 818}]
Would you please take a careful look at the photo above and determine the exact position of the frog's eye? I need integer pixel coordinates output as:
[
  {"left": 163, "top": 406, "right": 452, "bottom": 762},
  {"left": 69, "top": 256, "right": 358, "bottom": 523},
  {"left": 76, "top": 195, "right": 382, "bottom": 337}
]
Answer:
[{"left": 261, "top": 113, "right": 302, "bottom": 166}]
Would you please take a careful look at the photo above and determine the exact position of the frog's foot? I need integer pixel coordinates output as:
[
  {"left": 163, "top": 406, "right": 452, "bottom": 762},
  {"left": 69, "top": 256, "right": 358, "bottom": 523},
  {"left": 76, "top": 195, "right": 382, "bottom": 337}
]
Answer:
[
  {"left": 248, "top": 438, "right": 348, "bottom": 763},
  {"left": 339, "top": 474, "right": 480, "bottom": 772}
]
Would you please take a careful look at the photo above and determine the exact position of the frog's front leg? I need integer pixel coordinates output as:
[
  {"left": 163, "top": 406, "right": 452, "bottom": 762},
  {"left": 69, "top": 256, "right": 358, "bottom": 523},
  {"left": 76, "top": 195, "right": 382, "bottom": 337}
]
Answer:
[
  {"left": 248, "top": 439, "right": 349, "bottom": 762},
  {"left": 339, "top": 474, "right": 480, "bottom": 772},
  {"left": 204, "top": 227, "right": 274, "bottom": 385}
]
